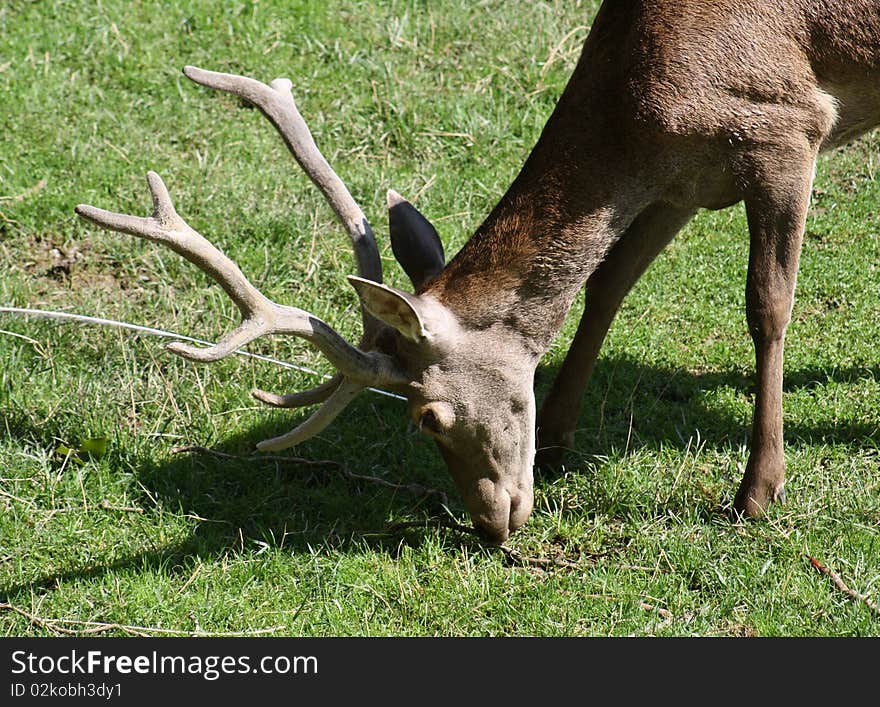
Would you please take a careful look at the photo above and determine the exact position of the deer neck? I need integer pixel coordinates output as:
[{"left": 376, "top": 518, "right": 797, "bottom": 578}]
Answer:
[
  {"left": 422, "top": 13, "right": 649, "bottom": 358},
  {"left": 425, "top": 148, "right": 640, "bottom": 358}
]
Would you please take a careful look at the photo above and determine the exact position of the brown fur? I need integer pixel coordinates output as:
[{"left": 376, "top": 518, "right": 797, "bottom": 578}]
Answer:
[{"left": 389, "top": 0, "right": 880, "bottom": 536}]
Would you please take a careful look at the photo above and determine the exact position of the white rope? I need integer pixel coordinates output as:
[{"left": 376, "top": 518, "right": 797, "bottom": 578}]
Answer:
[{"left": 0, "top": 306, "right": 406, "bottom": 401}]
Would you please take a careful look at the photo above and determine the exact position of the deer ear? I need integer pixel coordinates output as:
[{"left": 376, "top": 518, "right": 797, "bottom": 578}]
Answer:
[
  {"left": 347, "top": 275, "right": 428, "bottom": 342},
  {"left": 387, "top": 189, "right": 445, "bottom": 290}
]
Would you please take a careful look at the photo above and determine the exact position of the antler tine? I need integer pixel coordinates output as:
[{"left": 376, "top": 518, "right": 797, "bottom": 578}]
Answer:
[
  {"left": 75, "top": 172, "right": 405, "bottom": 388},
  {"left": 256, "top": 378, "right": 364, "bottom": 452},
  {"left": 182, "top": 65, "right": 383, "bottom": 336},
  {"left": 252, "top": 374, "right": 343, "bottom": 408},
  {"left": 77, "top": 171, "right": 267, "bottom": 325}
]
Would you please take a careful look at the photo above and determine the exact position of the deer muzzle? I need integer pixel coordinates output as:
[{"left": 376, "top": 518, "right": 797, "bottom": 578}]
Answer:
[{"left": 466, "top": 477, "right": 534, "bottom": 545}]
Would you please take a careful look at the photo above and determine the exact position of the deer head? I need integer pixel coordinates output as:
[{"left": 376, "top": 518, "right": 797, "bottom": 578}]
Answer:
[{"left": 75, "top": 67, "right": 538, "bottom": 544}]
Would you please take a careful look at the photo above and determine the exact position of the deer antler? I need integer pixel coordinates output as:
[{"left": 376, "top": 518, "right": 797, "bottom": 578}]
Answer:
[
  {"left": 75, "top": 67, "right": 407, "bottom": 450},
  {"left": 181, "top": 66, "right": 383, "bottom": 293},
  {"left": 252, "top": 373, "right": 344, "bottom": 408},
  {"left": 182, "top": 66, "right": 387, "bottom": 404}
]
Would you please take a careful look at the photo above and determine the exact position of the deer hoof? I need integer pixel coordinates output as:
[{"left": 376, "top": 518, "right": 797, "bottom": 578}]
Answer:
[
  {"left": 732, "top": 478, "right": 785, "bottom": 519},
  {"left": 774, "top": 484, "right": 786, "bottom": 504}
]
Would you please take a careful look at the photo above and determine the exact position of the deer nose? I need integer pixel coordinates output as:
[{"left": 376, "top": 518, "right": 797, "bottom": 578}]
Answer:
[
  {"left": 470, "top": 486, "right": 533, "bottom": 545},
  {"left": 508, "top": 489, "right": 533, "bottom": 533}
]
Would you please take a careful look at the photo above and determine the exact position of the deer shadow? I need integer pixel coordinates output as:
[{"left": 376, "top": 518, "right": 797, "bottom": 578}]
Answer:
[
  {"left": 534, "top": 355, "right": 880, "bottom": 462},
  {"left": 0, "top": 396, "right": 464, "bottom": 602},
  {"left": 2, "top": 354, "right": 877, "bottom": 601}
]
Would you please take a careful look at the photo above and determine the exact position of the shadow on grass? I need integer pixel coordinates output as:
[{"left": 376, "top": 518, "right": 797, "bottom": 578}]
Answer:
[
  {"left": 2, "top": 354, "right": 878, "bottom": 602},
  {"left": 535, "top": 355, "right": 880, "bottom": 461},
  {"left": 0, "top": 393, "right": 470, "bottom": 603}
]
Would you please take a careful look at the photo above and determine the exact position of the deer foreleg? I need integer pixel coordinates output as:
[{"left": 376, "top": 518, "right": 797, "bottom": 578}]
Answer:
[{"left": 734, "top": 146, "right": 817, "bottom": 517}]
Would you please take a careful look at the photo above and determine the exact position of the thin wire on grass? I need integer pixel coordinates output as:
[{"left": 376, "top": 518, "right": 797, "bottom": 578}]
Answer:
[
  {"left": 0, "top": 306, "right": 406, "bottom": 401},
  {"left": 3, "top": 311, "right": 591, "bottom": 572}
]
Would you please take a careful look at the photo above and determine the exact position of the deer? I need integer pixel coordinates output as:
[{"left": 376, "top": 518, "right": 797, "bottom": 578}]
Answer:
[{"left": 75, "top": 1, "right": 880, "bottom": 544}]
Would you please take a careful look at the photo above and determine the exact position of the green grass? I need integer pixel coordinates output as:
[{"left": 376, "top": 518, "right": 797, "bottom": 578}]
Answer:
[{"left": 1, "top": 0, "right": 878, "bottom": 637}]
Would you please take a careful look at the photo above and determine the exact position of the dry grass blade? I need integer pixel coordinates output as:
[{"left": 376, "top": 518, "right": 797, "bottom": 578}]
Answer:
[
  {"left": 497, "top": 545, "right": 587, "bottom": 570},
  {"left": 383, "top": 517, "right": 478, "bottom": 536},
  {"left": 0, "top": 602, "right": 283, "bottom": 637},
  {"left": 0, "top": 179, "right": 47, "bottom": 202},
  {"left": 383, "top": 517, "right": 592, "bottom": 570},
  {"left": 172, "top": 445, "right": 449, "bottom": 504},
  {"left": 806, "top": 555, "right": 880, "bottom": 617},
  {"left": 639, "top": 601, "right": 674, "bottom": 620}
]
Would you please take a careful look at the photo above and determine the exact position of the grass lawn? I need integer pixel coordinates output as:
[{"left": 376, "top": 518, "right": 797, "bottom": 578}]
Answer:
[{"left": 1, "top": 0, "right": 878, "bottom": 637}]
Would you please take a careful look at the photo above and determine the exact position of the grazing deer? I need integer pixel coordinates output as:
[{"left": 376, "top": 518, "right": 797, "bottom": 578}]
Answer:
[{"left": 76, "top": 1, "right": 880, "bottom": 544}]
